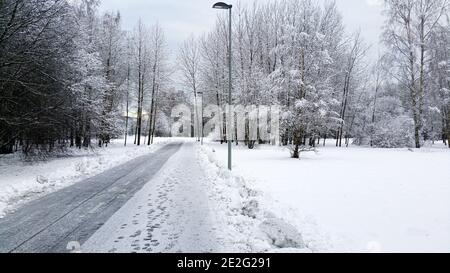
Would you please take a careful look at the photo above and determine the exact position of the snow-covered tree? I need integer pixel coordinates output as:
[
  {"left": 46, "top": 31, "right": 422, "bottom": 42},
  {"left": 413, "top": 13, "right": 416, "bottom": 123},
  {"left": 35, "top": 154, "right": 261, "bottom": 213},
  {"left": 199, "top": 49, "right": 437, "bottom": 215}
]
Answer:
[
  {"left": 383, "top": 0, "right": 449, "bottom": 148},
  {"left": 198, "top": 0, "right": 350, "bottom": 157},
  {"left": 428, "top": 23, "right": 450, "bottom": 147},
  {"left": 97, "top": 11, "right": 126, "bottom": 147}
]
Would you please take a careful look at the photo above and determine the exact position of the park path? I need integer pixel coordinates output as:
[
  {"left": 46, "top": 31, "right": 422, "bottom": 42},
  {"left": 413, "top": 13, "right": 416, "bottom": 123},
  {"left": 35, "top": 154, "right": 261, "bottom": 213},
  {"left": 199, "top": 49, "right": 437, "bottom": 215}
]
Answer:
[
  {"left": 82, "top": 143, "right": 222, "bottom": 253},
  {"left": 0, "top": 143, "right": 182, "bottom": 253}
]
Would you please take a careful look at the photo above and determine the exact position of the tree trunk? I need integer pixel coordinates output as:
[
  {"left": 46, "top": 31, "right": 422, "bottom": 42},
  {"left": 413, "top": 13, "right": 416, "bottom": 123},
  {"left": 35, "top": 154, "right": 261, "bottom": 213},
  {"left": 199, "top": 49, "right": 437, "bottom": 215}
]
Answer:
[
  {"left": 125, "top": 62, "right": 130, "bottom": 147},
  {"left": 413, "top": 105, "right": 421, "bottom": 149},
  {"left": 417, "top": 16, "right": 425, "bottom": 148},
  {"left": 147, "top": 91, "right": 156, "bottom": 145},
  {"left": 136, "top": 28, "right": 144, "bottom": 146},
  {"left": 82, "top": 113, "right": 91, "bottom": 148},
  {"left": 70, "top": 129, "right": 74, "bottom": 148},
  {"left": 447, "top": 133, "right": 450, "bottom": 148},
  {"left": 0, "top": 132, "right": 14, "bottom": 154},
  {"left": 446, "top": 109, "right": 450, "bottom": 148},
  {"left": 292, "top": 144, "right": 300, "bottom": 159},
  {"left": 370, "top": 79, "right": 380, "bottom": 147},
  {"left": 134, "top": 123, "right": 138, "bottom": 145},
  {"left": 136, "top": 74, "right": 144, "bottom": 146},
  {"left": 147, "top": 60, "right": 158, "bottom": 145},
  {"left": 150, "top": 102, "right": 158, "bottom": 145},
  {"left": 292, "top": 130, "right": 302, "bottom": 159},
  {"left": 124, "top": 117, "right": 128, "bottom": 147}
]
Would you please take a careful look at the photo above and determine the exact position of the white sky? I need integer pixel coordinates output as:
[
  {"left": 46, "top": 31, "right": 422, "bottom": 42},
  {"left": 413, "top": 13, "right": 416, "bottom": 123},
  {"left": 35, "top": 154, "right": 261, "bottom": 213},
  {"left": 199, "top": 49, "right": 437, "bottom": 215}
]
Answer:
[{"left": 99, "top": 0, "right": 385, "bottom": 59}]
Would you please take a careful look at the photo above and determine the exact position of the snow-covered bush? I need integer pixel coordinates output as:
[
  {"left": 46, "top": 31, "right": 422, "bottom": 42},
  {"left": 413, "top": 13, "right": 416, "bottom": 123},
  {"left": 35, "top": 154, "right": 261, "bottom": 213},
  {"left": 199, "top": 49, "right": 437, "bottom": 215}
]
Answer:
[
  {"left": 155, "top": 112, "right": 171, "bottom": 137},
  {"left": 372, "top": 115, "right": 415, "bottom": 148}
]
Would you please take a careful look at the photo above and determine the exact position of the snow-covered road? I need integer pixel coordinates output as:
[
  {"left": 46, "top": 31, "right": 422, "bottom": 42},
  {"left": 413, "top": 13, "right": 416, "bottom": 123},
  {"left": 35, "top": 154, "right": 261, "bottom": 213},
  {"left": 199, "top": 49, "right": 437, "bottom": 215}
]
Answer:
[
  {"left": 83, "top": 143, "right": 222, "bottom": 252},
  {"left": 0, "top": 138, "right": 173, "bottom": 218},
  {"left": 0, "top": 143, "right": 182, "bottom": 253}
]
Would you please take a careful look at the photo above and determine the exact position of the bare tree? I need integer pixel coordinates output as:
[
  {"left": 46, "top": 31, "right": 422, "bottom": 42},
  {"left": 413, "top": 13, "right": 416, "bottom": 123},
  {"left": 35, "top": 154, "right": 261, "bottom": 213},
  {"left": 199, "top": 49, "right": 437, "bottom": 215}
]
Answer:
[
  {"left": 179, "top": 35, "right": 201, "bottom": 141},
  {"left": 132, "top": 19, "right": 149, "bottom": 146},
  {"left": 147, "top": 23, "right": 167, "bottom": 146},
  {"left": 124, "top": 38, "right": 132, "bottom": 146},
  {"left": 370, "top": 57, "right": 386, "bottom": 147},
  {"left": 336, "top": 31, "right": 369, "bottom": 147}
]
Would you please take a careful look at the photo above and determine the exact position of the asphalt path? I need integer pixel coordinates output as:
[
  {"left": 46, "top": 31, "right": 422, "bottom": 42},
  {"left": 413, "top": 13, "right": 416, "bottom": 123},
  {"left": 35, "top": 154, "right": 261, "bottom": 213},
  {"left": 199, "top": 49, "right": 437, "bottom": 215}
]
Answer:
[{"left": 0, "top": 142, "right": 182, "bottom": 253}]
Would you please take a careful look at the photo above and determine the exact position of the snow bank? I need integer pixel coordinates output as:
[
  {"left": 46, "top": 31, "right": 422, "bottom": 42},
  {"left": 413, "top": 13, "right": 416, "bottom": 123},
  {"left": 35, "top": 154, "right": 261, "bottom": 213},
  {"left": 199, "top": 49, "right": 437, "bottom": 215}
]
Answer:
[
  {"left": 0, "top": 138, "right": 173, "bottom": 218},
  {"left": 196, "top": 145, "right": 311, "bottom": 253}
]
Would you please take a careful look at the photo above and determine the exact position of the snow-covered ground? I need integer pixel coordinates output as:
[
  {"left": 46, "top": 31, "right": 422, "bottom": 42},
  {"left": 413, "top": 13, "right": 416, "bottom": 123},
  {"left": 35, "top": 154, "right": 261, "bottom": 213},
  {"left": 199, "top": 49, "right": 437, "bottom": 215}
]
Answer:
[
  {"left": 83, "top": 142, "right": 309, "bottom": 253},
  {"left": 0, "top": 138, "right": 173, "bottom": 218},
  {"left": 3, "top": 136, "right": 448, "bottom": 253},
  {"left": 209, "top": 141, "right": 450, "bottom": 253}
]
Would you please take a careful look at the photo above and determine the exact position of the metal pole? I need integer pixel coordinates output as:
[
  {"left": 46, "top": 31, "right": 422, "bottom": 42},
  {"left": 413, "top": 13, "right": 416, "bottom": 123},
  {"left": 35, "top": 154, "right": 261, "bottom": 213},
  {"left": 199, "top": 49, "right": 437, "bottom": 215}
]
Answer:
[
  {"left": 202, "top": 94, "right": 204, "bottom": 145},
  {"left": 228, "top": 7, "right": 232, "bottom": 171},
  {"left": 199, "top": 92, "right": 204, "bottom": 146}
]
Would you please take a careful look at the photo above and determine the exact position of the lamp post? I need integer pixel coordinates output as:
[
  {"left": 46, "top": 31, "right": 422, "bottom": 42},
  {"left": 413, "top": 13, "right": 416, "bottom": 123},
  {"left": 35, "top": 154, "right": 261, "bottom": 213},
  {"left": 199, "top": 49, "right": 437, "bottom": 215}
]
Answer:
[
  {"left": 197, "top": 91, "right": 204, "bottom": 145},
  {"left": 213, "top": 2, "right": 233, "bottom": 171}
]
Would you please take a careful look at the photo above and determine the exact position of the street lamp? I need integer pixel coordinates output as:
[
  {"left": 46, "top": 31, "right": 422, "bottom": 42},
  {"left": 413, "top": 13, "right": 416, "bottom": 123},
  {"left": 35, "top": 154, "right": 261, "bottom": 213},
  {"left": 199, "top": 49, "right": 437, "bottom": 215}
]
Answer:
[
  {"left": 212, "top": 2, "right": 232, "bottom": 9},
  {"left": 197, "top": 91, "right": 204, "bottom": 146},
  {"left": 213, "top": 2, "right": 233, "bottom": 171}
]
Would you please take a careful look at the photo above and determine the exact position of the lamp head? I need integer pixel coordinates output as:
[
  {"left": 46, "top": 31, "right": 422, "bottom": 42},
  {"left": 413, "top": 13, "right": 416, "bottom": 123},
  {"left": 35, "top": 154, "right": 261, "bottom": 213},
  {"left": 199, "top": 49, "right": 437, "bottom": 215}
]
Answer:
[{"left": 213, "top": 2, "right": 232, "bottom": 9}]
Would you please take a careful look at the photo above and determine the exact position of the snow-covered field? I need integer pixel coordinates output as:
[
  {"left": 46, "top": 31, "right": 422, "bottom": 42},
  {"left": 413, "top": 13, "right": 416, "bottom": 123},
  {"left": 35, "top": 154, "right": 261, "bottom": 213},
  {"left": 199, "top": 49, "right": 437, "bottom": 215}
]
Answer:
[
  {"left": 209, "top": 141, "right": 450, "bottom": 253},
  {"left": 0, "top": 138, "right": 173, "bottom": 218}
]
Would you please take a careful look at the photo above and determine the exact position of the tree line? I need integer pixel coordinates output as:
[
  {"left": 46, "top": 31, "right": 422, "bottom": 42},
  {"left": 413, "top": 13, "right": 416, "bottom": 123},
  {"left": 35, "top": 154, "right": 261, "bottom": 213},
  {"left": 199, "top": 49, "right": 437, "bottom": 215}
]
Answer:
[
  {"left": 1, "top": 0, "right": 449, "bottom": 158},
  {"left": 0, "top": 0, "right": 181, "bottom": 155},
  {"left": 179, "top": 0, "right": 450, "bottom": 157}
]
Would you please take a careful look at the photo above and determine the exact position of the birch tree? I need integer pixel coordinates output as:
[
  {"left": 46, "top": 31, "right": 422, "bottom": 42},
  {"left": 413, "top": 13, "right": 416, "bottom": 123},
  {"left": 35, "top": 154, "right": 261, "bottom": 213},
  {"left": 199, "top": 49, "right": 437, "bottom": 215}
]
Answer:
[
  {"left": 383, "top": 0, "right": 449, "bottom": 148},
  {"left": 132, "top": 19, "right": 149, "bottom": 146},
  {"left": 179, "top": 35, "right": 201, "bottom": 141},
  {"left": 147, "top": 23, "right": 168, "bottom": 145}
]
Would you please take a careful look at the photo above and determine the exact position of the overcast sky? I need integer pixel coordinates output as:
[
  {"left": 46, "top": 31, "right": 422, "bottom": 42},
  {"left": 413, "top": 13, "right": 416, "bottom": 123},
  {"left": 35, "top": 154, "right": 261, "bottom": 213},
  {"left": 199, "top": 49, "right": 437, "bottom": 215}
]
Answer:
[{"left": 99, "top": 0, "right": 385, "bottom": 59}]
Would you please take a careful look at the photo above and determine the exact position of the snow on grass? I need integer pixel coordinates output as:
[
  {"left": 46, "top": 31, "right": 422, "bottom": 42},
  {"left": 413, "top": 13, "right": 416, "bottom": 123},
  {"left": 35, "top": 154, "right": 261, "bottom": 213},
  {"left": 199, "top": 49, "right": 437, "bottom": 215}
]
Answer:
[
  {"left": 0, "top": 138, "right": 175, "bottom": 218},
  {"left": 208, "top": 141, "right": 450, "bottom": 253},
  {"left": 197, "top": 144, "right": 311, "bottom": 253},
  {"left": 83, "top": 142, "right": 310, "bottom": 253}
]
